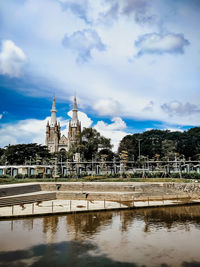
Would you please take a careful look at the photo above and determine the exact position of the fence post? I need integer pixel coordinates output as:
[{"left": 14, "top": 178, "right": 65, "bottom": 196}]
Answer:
[
  {"left": 70, "top": 200, "right": 71, "bottom": 211},
  {"left": 32, "top": 203, "right": 34, "bottom": 214},
  {"left": 12, "top": 205, "right": 14, "bottom": 216},
  {"left": 119, "top": 198, "right": 121, "bottom": 208},
  {"left": 87, "top": 200, "right": 89, "bottom": 210},
  {"left": 104, "top": 199, "right": 106, "bottom": 209},
  {"left": 52, "top": 201, "right": 53, "bottom": 213},
  {"left": 148, "top": 197, "right": 149, "bottom": 206}
]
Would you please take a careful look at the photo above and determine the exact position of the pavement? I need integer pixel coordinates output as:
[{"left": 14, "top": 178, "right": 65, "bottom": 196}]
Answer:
[{"left": 1, "top": 198, "right": 200, "bottom": 219}]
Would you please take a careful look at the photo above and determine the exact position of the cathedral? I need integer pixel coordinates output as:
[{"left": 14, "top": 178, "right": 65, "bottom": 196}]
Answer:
[{"left": 45, "top": 96, "right": 81, "bottom": 153}]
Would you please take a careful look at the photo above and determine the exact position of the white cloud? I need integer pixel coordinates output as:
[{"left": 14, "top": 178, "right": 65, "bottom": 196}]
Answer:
[
  {"left": 0, "top": 40, "right": 27, "bottom": 77},
  {"left": 62, "top": 29, "right": 106, "bottom": 62},
  {"left": 93, "top": 99, "right": 121, "bottom": 116},
  {"left": 161, "top": 101, "right": 200, "bottom": 116},
  {"left": 0, "top": 117, "right": 48, "bottom": 147},
  {"left": 94, "top": 117, "right": 129, "bottom": 151},
  {"left": 135, "top": 33, "right": 190, "bottom": 56},
  {"left": 59, "top": 0, "right": 157, "bottom": 26}
]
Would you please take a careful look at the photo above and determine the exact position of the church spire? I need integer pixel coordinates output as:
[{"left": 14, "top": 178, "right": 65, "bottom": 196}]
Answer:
[
  {"left": 50, "top": 95, "right": 57, "bottom": 126},
  {"left": 71, "top": 95, "right": 78, "bottom": 126}
]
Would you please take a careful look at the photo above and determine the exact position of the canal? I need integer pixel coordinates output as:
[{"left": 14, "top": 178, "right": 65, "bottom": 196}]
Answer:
[{"left": 0, "top": 205, "right": 200, "bottom": 267}]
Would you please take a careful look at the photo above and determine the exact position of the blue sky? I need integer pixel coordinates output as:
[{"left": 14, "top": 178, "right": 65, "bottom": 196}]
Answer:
[{"left": 0, "top": 0, "right": 199, "bottom": 151}]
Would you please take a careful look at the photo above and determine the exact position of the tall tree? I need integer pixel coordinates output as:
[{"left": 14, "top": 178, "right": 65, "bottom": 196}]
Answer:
[
  {"left": 118, "top": 127, "right": 200, "bottom": 160},
  {"left": 80, "top": 128, "right": 112, "bottom": 160}
]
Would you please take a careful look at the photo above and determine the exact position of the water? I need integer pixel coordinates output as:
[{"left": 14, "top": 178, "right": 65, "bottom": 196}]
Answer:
[{"left": 0, "top": 205, "right": 200, "bottom": 267}]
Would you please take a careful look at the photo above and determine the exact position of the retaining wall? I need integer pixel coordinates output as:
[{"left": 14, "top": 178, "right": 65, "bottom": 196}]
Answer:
[{"left": 1, "top": 182, "right": 200, "bottom": 201}]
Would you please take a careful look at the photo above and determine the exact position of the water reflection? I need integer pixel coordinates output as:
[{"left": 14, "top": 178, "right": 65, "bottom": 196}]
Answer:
[
  {"left": 0, "top": 205, "right": 200, "bottom": 267},
  {"left": 0, "top": 241, "right": 137, "bottom": 267}
]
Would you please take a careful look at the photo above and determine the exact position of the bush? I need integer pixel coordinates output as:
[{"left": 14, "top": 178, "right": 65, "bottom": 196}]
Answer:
[
  {"left": 36, "top": 173, "right": 43, "bottom": 178},
  {"left": 63, "top": 173, "right": 75, "bottom": 178},
  {"left": 0, "top": 174, "right": 10, "bottom": 178},
  {"left": 106, "top": 173, "right": 120, "bottom": 178},
  {"left": 181, "top": 172, "right": 200, "bottom": 179},
  {"left": 15, "top": 174, "right": 24, "bottom": 179},
  {"left": 29, "top": 174, "right": 37, "bottom": 179},
  {"left": 130, "top": 172, "right": 143, "bottom": 178}
]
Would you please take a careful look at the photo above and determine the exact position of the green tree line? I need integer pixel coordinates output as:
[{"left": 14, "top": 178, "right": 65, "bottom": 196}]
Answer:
[{"left": 118, "top": 127, "right": 200, "bottom": 161}]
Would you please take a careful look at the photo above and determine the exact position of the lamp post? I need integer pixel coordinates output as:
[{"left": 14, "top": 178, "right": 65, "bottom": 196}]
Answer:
[
  {"left": 113, "top": 156, "right": 116, "bottom": 174},
  {"left": 137, "top": 139, "right": 142, "bottom": 161},
  {"left": 92, "top": 155, "right": 94, "bottom": 177}
]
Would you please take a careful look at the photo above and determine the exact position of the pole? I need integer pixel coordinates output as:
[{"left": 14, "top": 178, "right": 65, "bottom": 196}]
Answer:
[
  {"left": 138, "top": 139, "right": 142, "bottom": 161},
  {"left": 137, "top": 139, "right": 142, "bottom": 162},
  {"left": 120, "top": 160, "right": 122, "bottom": 178},
  {"left": 92, "top": 156, "right": 93, "bottom": 177}
]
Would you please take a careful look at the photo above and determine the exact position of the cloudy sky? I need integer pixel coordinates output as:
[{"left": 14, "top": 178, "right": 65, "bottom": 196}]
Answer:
[{"left": 0, "top": 0, "right": 199, "bottom": 151}]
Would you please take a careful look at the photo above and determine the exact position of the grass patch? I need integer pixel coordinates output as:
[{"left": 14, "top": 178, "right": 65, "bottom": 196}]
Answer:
[{"left": 0, "top": 176, "right": 199, "bottom": 185}]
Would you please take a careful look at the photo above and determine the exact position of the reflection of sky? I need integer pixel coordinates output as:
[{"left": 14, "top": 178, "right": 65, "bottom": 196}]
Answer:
[{"left": 0, "top": 207, "right": 200, "bottom": 266}]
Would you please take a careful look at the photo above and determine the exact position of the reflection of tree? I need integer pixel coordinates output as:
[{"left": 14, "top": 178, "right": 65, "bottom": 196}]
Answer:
[
  {"left": 22, "top": 218, "right": 34, "bottom": 231},
  {"left": 66, "top": 211, "right": 113, "bottom": 239},
  {"left": 120, "top": 210, "right": 135, "bottom": 232},
  {"left": 134, "top": 206, "right": 200, "bottom": 232},
  {"left": 38, "top": 205, "right": 200, "bottom": 244},
  {"left": 111, "top": 206, "right": 200, "bottom": 233},
  {"left": 43, "top": 216, "right": 59, "bottom": 244},
  {"left": 143, "top": 210, "right": 150, "bottom": 233}
]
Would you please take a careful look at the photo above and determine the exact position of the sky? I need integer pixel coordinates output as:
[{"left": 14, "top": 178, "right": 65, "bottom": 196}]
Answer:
[{"left": 0, "top": 0, "right": 200, "bottom": 151}]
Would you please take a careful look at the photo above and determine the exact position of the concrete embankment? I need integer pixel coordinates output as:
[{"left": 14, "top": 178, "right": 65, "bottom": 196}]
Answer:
[{"left": 0, "top": 182, "right": 200, "bottom": 219}]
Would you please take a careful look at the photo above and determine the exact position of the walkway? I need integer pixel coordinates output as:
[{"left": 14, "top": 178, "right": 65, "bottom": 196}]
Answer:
[{"left": 1, "top": 198, "right": 200, "bottom": 219}]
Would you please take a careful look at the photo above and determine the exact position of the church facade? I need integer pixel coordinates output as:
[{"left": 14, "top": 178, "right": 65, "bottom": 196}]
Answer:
[{"left": 45, "top": 96, "right": 81, "bottom": 153}]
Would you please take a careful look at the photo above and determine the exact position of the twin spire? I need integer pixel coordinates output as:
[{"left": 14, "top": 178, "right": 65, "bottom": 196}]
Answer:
[
  {"left": 71, "top": 95, "right": 78, "bottom": 126},
  {"left": 50, "top": 95, "right": 78, "bottom": 127},
  {"left": 50, "top": 95, "right": 57, "bottom": 126}
]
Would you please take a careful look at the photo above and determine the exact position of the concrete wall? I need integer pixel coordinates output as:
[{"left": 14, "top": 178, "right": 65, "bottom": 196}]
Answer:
[
  {"left": 1, "top": 182, "right": 200, "bottom": 201},
  {"left": 40, "top": 182, "right": 200, "bottom": 195}
]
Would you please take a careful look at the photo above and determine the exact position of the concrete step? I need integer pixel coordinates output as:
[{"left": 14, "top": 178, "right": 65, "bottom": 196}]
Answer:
[{"left": 0, "top": 192, "right": 56, "bottom": 207}]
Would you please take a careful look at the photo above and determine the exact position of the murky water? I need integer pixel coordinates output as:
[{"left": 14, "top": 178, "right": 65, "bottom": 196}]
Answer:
[{"left": 0, "top": 205, "right": 200, "bottom": 267}]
